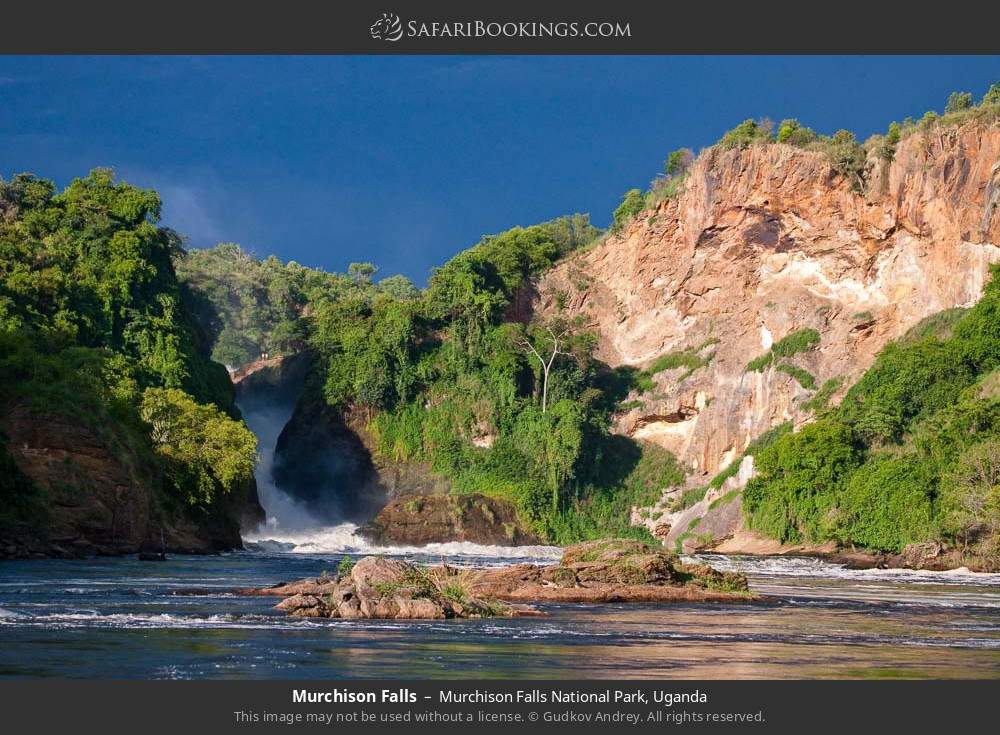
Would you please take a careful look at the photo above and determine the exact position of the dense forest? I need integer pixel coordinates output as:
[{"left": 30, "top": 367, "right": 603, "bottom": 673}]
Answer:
[{"left": 0, "top": 170, "right": 257, "bottom": 534}]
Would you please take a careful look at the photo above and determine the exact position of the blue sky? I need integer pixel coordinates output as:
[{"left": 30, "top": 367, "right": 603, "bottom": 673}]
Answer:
[{"left": 1, "top": 56, "right": 998, "bottom": 283}]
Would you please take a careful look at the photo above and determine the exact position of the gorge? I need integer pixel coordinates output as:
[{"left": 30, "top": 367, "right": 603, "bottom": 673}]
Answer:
[{"left": 3, "top": 92, "right": 1000, "bottom": 574}]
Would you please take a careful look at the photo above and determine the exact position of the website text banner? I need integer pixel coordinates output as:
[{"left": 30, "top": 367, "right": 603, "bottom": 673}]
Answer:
[
  {"left": 0, "top": 680, "right": 994, "bottom": 734},
  {"left": 2, "top": 1, "right": 999, "bottom": 53}
]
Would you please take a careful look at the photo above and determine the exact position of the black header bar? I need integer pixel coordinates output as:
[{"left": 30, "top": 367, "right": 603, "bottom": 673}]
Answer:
[{"left": 2, "top": 1, "right": 999, "bottom": 54}]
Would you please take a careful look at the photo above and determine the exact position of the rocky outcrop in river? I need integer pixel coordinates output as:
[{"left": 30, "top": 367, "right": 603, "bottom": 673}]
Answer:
[{"left": 242, "top": 539, "right": 754, "bottom": 619}]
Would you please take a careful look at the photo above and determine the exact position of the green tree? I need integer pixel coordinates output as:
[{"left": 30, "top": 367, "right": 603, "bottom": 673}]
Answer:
[
  {"left": 939, "top": 440, "right": 1000, "bottom": 551},
  {"left": 825, "top": 130, "right": 866, "bottom": 190},
  {"left": 377, "top": 274, "right": 420, "bottom": 300},
  {"left": 776, "top": 118, "right": 817, "bottom": 146},
  {"left": 945, "top": 91, "right": 974, "bottom": 113},
  {"left": 743, "top": 419, "right": 862, "bottom": 543},
  {"left": 141, "top": 387, "right": 257, "bottom": 505},
  {"left": 719, "top": 119, "right": 774, "bottom": 150},
  {"left": 348, "top": 262, "right": 377, "bottom": 286},
  {"left": 982, "top": 82, "right": 1000, "bottom": 106},
  {"left": 664, "top": 148, "right": 694, "bottom": 176},
  {"left": 834, "top": 453, "right": 936, "bottom": 552}
]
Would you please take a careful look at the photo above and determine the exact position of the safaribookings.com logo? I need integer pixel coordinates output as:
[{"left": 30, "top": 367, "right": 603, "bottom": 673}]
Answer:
[
  {"left": 369, "top": 13, "right": 631, "bottom": 42},
  {"left": 370, "top": 13, "right": 404, "bottom": 41}
]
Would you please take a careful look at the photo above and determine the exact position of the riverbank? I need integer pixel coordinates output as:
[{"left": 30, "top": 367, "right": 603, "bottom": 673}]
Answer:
[{"left": 711, "top": 530, "right": 1000, "bottom": 573}]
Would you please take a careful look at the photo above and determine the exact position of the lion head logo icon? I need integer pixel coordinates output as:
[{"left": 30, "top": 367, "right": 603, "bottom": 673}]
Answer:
[{"left": 370, "top": 13, "right": 403, "bottom": 42}]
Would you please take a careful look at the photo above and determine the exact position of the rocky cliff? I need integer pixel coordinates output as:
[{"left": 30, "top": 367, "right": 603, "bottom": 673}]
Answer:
[
  {"left": 535, "top": 120, "right": 1000, "bottom": 548},
  {"left": 0, "top": 401, "right": 261, "bottom": 558}
]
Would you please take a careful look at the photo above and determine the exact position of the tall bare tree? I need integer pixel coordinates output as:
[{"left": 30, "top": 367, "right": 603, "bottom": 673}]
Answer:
[{"left": 517, "top": 325, "right": 571, "bottom": 413}]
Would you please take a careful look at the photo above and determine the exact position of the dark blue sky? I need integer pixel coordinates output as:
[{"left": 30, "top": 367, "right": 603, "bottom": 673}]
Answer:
[{"left": 1, "top": 56, "right": 997, "bottom": 283}]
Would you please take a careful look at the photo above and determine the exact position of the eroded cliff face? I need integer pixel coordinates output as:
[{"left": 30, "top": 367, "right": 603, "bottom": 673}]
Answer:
[
  {"left": 0, "top": 402, "right": 259, "bottom": 558},
  {"left": 536, "top": 121, "right": 1000, "bottom": 541}
]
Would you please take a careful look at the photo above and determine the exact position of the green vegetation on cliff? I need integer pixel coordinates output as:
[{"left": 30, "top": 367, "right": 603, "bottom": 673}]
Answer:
[
  {"left": 305, "top": 214, "right": 685, "bottom": 543},
  {"left": 0, "top": 170, "right": 256, "bottom": 528},
  {"left": 606, "top": 80, "right": 1000, "bottom": 235},
  {"left": 745, "top": 328, "right": 820, "bottom": 372},
  {"left": 744, "top": 266, "right": 1000, "bottom": 559}
]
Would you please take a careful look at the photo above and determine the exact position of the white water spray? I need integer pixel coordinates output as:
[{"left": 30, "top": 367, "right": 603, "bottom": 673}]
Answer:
[
  {"left": 237, "top": 396, "right": 322, "bottom": 532},
  {"left": 237, "top": 389, "right": 562, "bottom": 560}
]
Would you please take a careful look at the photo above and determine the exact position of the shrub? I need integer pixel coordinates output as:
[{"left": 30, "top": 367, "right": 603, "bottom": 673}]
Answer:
[
  {"left": 824, "top": 130, "right": 866, "bottom": 190},
  {"left": 737, "top": 270, "right": 1000, "bottom": 556},
  {"left": 612, "top": 189, "right": 647, "bottom": 232},
  {"left": 983, "top": 82, "right": 1000, "bottom": 107},
  {"left": 550, "top": 440, "right": 684, "bottom": 544},
  {"left": 803, "top": 377, "right": 844, "bottom": 413},
  {"left": 746, "top": 328, "right": 820, "bottom": 372},
  {"left": 708, "top": 421, "right": 792, "bottom": 490},
  {"left": 945, "top": 91, "right": 974, "bottom": 113},
  {"left": 776, "top": 362, "right": 816, "bottom": 389},
  {"left": 839, "top": 339, "right": 973, "bottom": 445},
  {"left": 718, "top": 119, "right": 773, "bottom": 150},
  {"left": 646, "top": 173, "right": 688, "bottom": 206},
  {"left": 952, "top": 268, "right": 1000, "bottom": 372},
  {"left": 673, "top": 486, "right": 708, "bottom": 512},
  {"left": 337, "top": 555, "right": 355, "bottom": 579},
  {"left": 646, "top": 343, "right": 715, "bottom": 382},
  {"left": 876, "top": 121, "right": 902, "bottom": 161},
  {"left": 664, "top": 148, "right": 694, "bottom": 176},
  {"left": 833, "top": 453, "right": 936, "bottom": 552},
  {"left": 140, "top": 387, "right": 257, "bottom": 505},
  {"left": 743, "top": 419, "right": 862, "bottom": 543},
  {"left": 939, "top": 440, "right": 1000, "bottom": 549},
  {"left": 745, "top": 351, "right": 773, "bottom": 372},
  {"left": 772, "top": 328, "right": 821, "bottom": 358},
  {"left": 776, "top": 118, "right": 818, "bottom": 146},
  {"left": 900, "top": 308, "right": 967, "bottom": 345},
  {"left": 709, "top": 489, "right": 740, "bottom": 510}
]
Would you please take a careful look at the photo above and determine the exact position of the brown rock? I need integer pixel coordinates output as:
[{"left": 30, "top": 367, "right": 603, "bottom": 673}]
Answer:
[
  {"left": 251, "top": 540, "right": 755, "bottom": 620},
  {"left": 275, "top": 594, "right": 321, "bottom": 612},
  {"left": 898, "top": 540, "right": 945, "bottom": 568},
  {"left": 533, "top": 122, "right": 1000, "bottom": 539},
  {"left": 350, "top": 556, "right": 411, "bottom": 589},
  {"left": 358, "top": 494, "right": 540, "bottom": 547},
  {"left": 0, "top": 402, "right": 261, "bottom": 559}
]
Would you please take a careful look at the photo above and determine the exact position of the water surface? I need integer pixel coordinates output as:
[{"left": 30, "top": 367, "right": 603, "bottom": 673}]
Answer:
[{"left": 1, "top": 537, "right": 998, "bottom": 679}]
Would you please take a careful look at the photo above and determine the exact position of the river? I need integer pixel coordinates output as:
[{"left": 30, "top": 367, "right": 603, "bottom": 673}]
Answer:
[{"left": 1, "top": 524, "right": 998, "bottom": 679}]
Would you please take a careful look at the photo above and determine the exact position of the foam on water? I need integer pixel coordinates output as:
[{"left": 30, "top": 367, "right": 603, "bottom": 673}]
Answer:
[
  {"left": 242, "top": 521, "right": 563, "bottom": 563},
  {"left": 693, "top": 553, "right": 1000, "bottom": 587}
]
